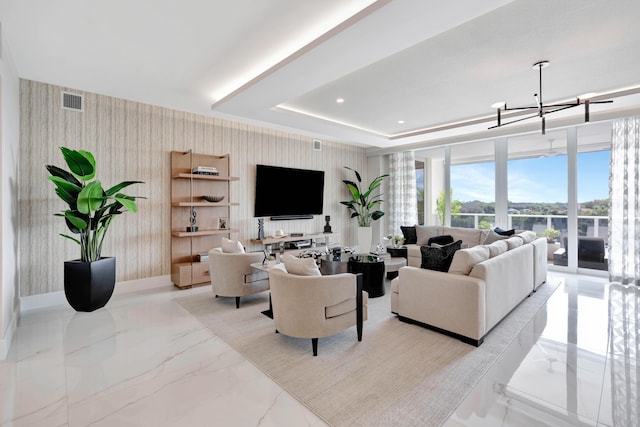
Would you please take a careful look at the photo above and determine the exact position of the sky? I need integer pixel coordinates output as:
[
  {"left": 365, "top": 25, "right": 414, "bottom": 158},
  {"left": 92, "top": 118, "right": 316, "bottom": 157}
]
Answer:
[{"left": 450, "top": 150, "right": 610, "bottom": 204}]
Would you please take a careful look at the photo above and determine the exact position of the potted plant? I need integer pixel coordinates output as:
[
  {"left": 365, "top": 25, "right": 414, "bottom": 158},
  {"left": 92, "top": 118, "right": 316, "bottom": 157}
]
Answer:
[
  {"left": 341, "top": 166, "right": 389, "bottom": 252},
  {"left": 46, "top": 147, "right": 144, "bottom": 312},
  {"left": 538, "top": 228, "right": 561, "bottom": 260}
]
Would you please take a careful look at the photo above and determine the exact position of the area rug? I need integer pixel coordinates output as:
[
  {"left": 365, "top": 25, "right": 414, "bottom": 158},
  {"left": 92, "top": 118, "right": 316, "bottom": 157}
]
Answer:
[{"left": 176, "top": 278, "right": 560, "bottom": 426}]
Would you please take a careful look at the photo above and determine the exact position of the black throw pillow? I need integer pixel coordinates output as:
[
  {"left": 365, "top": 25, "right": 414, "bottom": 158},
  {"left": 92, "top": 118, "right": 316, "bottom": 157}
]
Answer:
[
  {"left": 427, "top": 235, "right": 454, "bottom": 246},
  {"left": 400, "top": 225, "right": 417, "bottom": 244},
  {"left": 494, "top": 227, "right": 515, "bottom": 236},
  {"left": 420, "top": 240, "right": 462, "bottom": 272}
]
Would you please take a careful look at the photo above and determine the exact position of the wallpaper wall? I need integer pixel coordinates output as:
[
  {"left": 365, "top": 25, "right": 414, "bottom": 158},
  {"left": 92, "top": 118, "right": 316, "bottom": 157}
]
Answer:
[{"left": 19, "top": 79, "right": 365, "bottom": 297}]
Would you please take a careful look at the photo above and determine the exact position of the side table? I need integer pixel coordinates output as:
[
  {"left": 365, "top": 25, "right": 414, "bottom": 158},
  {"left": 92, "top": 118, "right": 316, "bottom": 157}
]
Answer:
[
  {"left": 384, "top": 257, "right": 407, "bottom": 279},
  {"left": 348, "top": 255, "right": 385, "bottom": 298}
]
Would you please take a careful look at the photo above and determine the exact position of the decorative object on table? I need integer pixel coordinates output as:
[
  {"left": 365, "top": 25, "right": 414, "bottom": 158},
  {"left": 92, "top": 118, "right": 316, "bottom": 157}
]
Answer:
[
  {"left": 46, "top": 147, "right": 144, "bottom": 312},
  {"left": 324, "top": 215, "right": 332, "bottom": 233},
  {"left": 202, "top": 195, "right": 224, "bottom": 203},
  {"left": 216, "top": 217, "right": 228, "bottom": 230},
  {"left": 186, "top": 207, "right": 198, "bottom": 232},
  {"left": 273, "top": 229, "right": 287, "bottom": 238},
  {"left": 341, "top": 166, "right": 389, "bottom": 252},
  {"left": 393, "top": 234, "right": 404, "bottom": 248},
  {"left": 257, "top": 218, "right": 265, "bottom": 240}
]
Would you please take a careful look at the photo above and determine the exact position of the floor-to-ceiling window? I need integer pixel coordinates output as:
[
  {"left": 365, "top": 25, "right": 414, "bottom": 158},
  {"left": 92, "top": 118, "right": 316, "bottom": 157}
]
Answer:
[
  {"left": 412, "top": 120, "right": 613, "bottom": 275},
  {"left": 576, "top": 122, "right": 611, "bottom": 272},
  {"left": 507, "top": 130, "right": 568, "bottom": 236},
  {"left": 450, "top": 140, "right": 495, "bottom": 229}
]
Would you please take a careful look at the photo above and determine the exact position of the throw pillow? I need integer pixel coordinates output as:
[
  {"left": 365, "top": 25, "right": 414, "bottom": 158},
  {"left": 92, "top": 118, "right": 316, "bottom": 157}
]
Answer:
[
  {"left": 483, "top": 229, "right": 511, "bottom": 245},
  {"left": 420, "top": 240, "right": 462, "bottom": 272},
  {"left": 494, "top": 227, "right": 516, "bottom": 236},
  {"left": 415, "top": 225, "right": 440, "bottom": 245},
  {"left": 282, "top": 254, "right": 321, "bottom": 276},
  {"left": 400, "top": 225, "right": 417, "bottom": 244},
  {"left": 221, "top": 238, "right": 245, "bottom": 253},
  {"left": 448, "top": 245, "right": 490, "bottom": 275},
  {"left": 428, "top": 235, "right": 454, "bottom": 246}
]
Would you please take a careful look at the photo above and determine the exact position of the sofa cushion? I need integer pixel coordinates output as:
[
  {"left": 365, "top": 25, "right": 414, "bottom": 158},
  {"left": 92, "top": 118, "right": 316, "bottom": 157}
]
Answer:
[
  {"left": 494, "top": 227, "right": 515, "bottom": 236},
  {"left": 483, "top": 229, "right": 510, "bottom": 245},
  {"left": 485, "top": 240, "right": 508, "bottom": 257},
  {"left": 400, "top": 225, "right": 417, "bottom": 244},
  {"left": 448, "top": 245, "right": 490, "bottom": 275},
  {"left": 420, "top": 240, "right": 462, "bottom": 272},
  {"left": 221, "top": 238, "right": 245, "bottom": 253},
  {"left": 428, "top": 235, "right": 454, "bottom": 246},
  {"left": 283, "top": 254, "right": 321, "bottom": 276},
  {"left": 518, "top": 230, "right": 537, "bottom": 244},
  {"left": 415, "top": 225, "right": 440, "bottom": 245},
  {"left": 448, "top": 227, "right": 488, "bottom": 247},
  {"left": 505, "top": 236, "right": 525, "bottom": 250}
]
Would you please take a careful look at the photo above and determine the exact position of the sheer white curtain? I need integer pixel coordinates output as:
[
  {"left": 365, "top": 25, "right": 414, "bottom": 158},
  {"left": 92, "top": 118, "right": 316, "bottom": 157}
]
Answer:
[
  {"left": 388, "top": 151, "right": 418, "bottom": 236},
  {"left": 609, "top": 117, "right": 640, "bottom": 285}
]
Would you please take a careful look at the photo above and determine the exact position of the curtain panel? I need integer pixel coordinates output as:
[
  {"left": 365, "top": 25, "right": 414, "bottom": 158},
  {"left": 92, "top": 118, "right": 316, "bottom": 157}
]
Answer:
[
  {"left": 609, "top": 117, "right": 640, "bottom": 285},
  {"left": 388, "top": 151, "right": 418, "bottom": 237}
]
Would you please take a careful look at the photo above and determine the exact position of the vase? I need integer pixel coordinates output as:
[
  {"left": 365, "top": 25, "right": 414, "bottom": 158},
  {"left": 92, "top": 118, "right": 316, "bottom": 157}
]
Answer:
[
  {"left": 357, "top": 226, "right": 372, "bottom": 253},
  {"left": 64, "top": 257, "right": 116, "bottom": 312}
]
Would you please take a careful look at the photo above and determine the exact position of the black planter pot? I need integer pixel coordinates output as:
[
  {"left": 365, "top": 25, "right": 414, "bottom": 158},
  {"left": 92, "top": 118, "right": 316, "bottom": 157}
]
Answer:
[{"left": 64, "top": 257, "right": 116, "bottom": 312}]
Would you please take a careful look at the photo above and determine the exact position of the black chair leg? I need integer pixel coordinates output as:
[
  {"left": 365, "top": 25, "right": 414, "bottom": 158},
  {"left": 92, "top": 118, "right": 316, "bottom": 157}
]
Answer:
[
  {"left": 235, "top": 296, "right": 240, "bottom": 309},
  {"left": 312, "top": 338, "right": 318, "bottom": 356}
]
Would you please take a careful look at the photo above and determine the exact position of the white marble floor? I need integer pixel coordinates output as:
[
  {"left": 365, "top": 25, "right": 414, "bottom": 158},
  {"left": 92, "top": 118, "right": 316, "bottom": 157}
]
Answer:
[
  {"left": 1, "top": 273, "right": 637, "bottom": 426},
  {"left": 444, "top": 273, "right": 638, "bottom": 427}
]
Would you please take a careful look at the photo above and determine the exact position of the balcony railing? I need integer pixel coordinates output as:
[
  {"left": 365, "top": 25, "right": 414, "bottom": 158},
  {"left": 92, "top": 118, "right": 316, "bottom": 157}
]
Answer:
[{"left": 450, "top": 213, "right": 608, "bottom": 238}]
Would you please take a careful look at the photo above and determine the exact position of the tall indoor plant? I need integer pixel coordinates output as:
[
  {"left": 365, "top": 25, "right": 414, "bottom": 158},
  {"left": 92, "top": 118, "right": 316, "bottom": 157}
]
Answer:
[
  {"left": 341, "top": 166, "right": 389, "bottom": 252},
  {"left": 46, "top": 147, "right": 143, "bottom": 311}
]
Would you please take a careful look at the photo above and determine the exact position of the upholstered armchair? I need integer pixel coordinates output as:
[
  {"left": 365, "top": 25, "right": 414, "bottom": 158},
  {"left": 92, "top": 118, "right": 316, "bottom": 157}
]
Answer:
[
  {"left": 268, "top": 263, "right": 368, "bottom": 356},
  {"left": 208, "top": 248, "right": 270, "bottom": 308}
]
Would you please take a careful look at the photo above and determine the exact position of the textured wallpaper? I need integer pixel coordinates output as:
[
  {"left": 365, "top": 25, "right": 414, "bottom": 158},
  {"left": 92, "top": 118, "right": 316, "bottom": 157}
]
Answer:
[{"left": 19, "top": 79, "right": 365, "bottom": 296}]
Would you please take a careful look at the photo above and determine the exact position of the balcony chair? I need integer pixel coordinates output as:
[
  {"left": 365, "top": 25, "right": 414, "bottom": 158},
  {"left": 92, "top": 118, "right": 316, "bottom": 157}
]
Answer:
[
  {"left": 554, "top": 236, "right": 608, "bottom": 271},
  {"left": 208, "top": 248, "right": 270, "bottom": 308}
]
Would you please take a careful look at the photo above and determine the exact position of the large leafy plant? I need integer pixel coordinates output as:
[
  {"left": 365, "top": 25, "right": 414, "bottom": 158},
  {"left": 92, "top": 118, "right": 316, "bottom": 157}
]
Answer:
[
  {"left": 341, "top": 166, "right": 389, "bottom": 227},
  {"left": 46, "top": 147, "right": 144, "bottom": 262}
]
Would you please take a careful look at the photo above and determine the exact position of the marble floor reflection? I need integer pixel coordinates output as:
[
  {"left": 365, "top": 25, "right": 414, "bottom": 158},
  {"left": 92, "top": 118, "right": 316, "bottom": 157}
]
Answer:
[
  {"left": 444, "top": 273, "right": 639, "bottom": 427},
  {"left": 2, "top": 273, "right": 638, "bottom": 426},
  {"left": 0, "top": 285, "right": 325, "bottom": 427}
]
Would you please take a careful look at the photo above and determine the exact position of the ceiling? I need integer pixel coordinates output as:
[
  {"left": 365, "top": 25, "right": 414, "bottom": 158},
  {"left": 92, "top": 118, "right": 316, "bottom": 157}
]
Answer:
[{"left": 2, "top": 0, "right": 640, "bottom": 150}]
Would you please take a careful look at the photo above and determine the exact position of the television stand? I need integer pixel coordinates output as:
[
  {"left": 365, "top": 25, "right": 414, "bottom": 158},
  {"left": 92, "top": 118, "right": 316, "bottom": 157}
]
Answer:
[{"left": 250, "top": 232, "right": 339, "bottom": 256}]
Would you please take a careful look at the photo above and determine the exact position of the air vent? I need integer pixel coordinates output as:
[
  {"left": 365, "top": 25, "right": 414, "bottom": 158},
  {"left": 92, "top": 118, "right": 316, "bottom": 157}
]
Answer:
[
  {"left": 61, "top": 92, "right": 83, "bottom": 112},
  {"left": 313, "top": 139, "right": 322, "bottom": 151}
]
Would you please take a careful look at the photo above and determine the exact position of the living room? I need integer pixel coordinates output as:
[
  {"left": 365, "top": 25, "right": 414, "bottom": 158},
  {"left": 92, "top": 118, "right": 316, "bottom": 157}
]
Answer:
[{"left": 1, "top": 1, "right": 639, "bottom": 426}]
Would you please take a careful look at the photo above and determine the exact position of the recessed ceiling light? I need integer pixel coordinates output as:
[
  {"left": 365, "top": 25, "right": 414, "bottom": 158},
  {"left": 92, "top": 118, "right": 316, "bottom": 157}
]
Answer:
[
  {"left": 336, "top": 98, "right": 344, "bottom": 103},
  {"left": 397, "top": 120, "right": 405, "bottom": 124}
]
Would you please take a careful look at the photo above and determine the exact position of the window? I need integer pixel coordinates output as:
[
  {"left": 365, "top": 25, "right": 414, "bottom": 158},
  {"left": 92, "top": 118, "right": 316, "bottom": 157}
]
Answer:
[{"left": 450, "top": 140, "right": 495, "bottom": 229}]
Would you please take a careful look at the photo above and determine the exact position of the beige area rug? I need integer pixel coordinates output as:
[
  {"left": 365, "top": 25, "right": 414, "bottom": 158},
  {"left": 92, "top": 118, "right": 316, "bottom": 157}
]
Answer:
[{"left": 176, "top": 279, "right": 560, "bottom": 426}]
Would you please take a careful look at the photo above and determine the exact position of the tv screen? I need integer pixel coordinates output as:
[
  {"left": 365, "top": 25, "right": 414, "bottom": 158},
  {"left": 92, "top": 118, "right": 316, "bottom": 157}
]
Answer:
[{"left": 254, "top": 164, "right": 325, "bottom": 219}]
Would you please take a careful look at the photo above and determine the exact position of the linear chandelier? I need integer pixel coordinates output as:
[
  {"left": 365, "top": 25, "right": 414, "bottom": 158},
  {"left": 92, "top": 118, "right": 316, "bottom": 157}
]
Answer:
[{"left": 489, "top": 61, "right": 613, "bottom": 135}]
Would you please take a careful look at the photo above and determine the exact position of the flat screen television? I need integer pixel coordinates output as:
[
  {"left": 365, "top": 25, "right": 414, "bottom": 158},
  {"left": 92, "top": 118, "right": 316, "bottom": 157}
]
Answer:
[{"left": 254, "top": 164, "right": 325, "bottom": 220}]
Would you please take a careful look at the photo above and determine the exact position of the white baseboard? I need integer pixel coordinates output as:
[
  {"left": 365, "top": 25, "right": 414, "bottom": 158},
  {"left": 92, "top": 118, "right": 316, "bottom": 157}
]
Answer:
[{"left": 19, "top": 274, "right": 173, "bottom": 313}]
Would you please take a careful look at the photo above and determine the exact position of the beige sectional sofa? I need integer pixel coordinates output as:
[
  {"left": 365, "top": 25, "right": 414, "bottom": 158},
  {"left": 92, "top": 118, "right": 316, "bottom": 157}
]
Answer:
[{"left": 391, "top": 226, "right": 548, "bottom": 346}]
